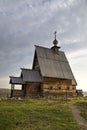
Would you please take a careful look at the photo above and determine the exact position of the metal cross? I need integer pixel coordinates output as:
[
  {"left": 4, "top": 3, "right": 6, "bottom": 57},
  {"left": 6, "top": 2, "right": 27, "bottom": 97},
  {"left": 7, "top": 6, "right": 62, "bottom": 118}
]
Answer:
[{"left": 54, "top": 31, "right": 57, "bottom": 39}]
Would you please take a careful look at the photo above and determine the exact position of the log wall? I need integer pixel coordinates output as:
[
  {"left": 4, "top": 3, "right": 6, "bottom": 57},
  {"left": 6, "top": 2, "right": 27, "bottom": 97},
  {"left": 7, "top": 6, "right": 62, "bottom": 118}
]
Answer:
[
  {"left": 42, "top": 79, "right": 76, "bottom": 97},
  {"left": 25, "top": 83, "right": 42, "bottom": 97},
  {"left": 12, "top": 90, "right": 24, "bottom": 97}
]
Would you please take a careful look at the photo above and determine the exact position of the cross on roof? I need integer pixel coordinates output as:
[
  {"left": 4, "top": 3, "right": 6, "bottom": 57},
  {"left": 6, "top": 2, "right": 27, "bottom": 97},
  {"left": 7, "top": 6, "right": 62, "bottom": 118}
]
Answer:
[{"left": 54, "top": 31, "right": 57, "bottom": 39}]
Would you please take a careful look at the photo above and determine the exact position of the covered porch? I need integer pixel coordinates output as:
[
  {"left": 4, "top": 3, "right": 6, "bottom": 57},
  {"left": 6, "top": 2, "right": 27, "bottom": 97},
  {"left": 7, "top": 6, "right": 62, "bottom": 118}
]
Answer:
[
  {"left": 9, "top": 69, "right": 43, "bottom": 98},
  {"left": 10, "top": 76, "right": 25, "bottom": 98}
]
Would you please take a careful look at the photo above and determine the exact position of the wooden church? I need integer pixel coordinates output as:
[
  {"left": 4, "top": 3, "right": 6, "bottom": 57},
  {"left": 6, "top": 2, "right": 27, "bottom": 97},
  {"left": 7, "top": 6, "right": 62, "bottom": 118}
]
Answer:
[{"left": 10, "top": 32, "right": 77, "bottom": 98}]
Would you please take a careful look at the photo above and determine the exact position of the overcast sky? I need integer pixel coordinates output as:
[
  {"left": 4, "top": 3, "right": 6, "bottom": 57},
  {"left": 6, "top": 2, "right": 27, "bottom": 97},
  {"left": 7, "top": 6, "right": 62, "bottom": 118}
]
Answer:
[{"left": 0, "top": 0, "right": 87, "bottom": 91}]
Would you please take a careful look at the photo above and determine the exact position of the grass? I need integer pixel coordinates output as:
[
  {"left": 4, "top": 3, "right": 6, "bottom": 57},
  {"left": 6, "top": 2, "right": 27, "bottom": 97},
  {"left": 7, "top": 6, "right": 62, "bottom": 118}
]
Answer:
[
  {"left": 75, "top": 98, "right": 87, "bottom": 121},
  {"left": 0, "top": 98, "right": 80, "bottom": 130}
]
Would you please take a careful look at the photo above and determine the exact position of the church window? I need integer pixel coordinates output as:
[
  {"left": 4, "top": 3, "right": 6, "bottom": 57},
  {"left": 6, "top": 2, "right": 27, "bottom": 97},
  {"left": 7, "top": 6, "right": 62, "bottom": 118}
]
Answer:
[
  {"left": 72, "top": 86, "right": 75, "bottom": 90},
  {"left": 48, "top": 86, "right": 53, "bottom": 90},
  {"left": 58, "top": 86, "right": 61, "bottom": 90},
  {"left": 67, "top": 87, "right": 69, "bottom": 90}
]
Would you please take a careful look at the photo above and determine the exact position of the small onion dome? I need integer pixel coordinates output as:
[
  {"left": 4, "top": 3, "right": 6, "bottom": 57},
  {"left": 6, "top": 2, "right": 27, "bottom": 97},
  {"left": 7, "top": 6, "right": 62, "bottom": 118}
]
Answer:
[{"left": 53, "top": 38, "right": 58, "bottom": 46}]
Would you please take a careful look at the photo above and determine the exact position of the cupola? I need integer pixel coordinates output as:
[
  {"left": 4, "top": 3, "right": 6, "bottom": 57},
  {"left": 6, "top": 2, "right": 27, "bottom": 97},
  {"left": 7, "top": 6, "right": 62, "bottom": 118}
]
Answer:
[{"left": 51, "top": 31, "right": 61, "bottom": 54}]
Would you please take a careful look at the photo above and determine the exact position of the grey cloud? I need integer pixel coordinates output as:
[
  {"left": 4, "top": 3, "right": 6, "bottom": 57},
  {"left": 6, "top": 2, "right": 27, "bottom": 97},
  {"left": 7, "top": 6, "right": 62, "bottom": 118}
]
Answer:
[{"left": 0, "top": 0, "right": 87, "bottom": 80}]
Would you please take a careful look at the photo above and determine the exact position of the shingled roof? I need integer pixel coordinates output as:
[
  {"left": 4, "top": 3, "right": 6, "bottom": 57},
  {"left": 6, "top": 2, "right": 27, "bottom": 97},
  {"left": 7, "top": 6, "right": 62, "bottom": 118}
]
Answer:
[
  {"left": 21, "top": 68, "right": 42, "bottom": 83},
  {"left": 34, "top": 45, "right": 77, "bottom": 85},
  {"left": 9, "top": 77, "right": 24, "bottom": 84},
  {"left": 10, "top": 69, "right": 42, "bottom": 84}
]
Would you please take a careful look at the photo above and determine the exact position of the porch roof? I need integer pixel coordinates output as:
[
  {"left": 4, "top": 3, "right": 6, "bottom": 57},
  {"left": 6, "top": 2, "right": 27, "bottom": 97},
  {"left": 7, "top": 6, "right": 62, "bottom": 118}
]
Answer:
[
  {"left": 9, "top": 76, "right": 25, "bottom": 84},
  {"left": 21, "top": 68, "right": 42, "bottom": 83}
]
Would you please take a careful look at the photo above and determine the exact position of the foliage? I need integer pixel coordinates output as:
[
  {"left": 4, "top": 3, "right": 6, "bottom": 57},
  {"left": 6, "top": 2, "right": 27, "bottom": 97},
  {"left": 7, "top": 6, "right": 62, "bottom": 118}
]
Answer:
[{"left": 0, "top": 99, "right": 80, "bottom": 130}]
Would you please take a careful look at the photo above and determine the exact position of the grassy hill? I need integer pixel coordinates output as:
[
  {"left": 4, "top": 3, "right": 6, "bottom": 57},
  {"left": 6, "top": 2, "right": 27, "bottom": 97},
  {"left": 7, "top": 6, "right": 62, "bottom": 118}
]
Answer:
[{"left": 0, "top": 99, "right": 80, "bottom": 130}]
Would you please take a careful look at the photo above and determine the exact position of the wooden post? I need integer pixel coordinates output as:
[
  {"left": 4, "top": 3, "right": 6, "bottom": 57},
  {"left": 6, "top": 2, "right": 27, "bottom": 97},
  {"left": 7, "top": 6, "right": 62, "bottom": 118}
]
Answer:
[
  {"left": 11, "top": 84, "right": 14, "bottom": 98},
  {"left": 66, "top": 87, "right": 68, "bottom": 103}
]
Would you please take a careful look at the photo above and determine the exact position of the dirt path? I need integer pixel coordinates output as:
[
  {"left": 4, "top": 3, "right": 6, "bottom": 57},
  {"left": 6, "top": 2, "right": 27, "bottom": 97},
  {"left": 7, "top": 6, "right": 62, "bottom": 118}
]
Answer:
[{"left": 68, "top": 104, "right": 87, "bottom": 130}]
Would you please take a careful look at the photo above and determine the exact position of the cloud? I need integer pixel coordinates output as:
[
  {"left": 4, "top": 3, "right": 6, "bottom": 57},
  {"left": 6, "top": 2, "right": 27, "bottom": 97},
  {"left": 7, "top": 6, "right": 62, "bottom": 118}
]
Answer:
[
  {"left": 0, "top": 0, "right": 87, "bottom": 90},
  {"left": 0, "top": 77, "right": 10, "bottom": 88},
  {"left": 67, "top": 49, "right": 87, "bottom": 59}
]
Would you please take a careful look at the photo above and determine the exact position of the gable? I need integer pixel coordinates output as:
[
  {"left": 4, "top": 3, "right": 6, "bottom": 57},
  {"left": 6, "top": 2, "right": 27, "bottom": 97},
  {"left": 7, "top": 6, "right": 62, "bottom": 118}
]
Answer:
[{"left": 32, "top": 50, "right": 39, "bottom": 70}]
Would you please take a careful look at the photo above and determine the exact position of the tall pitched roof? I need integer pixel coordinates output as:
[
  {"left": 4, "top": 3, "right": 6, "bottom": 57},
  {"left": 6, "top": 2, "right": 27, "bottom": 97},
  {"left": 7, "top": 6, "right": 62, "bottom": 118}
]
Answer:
[{"left": 34, "top": 45, "right": 77, "bottom": 85}]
